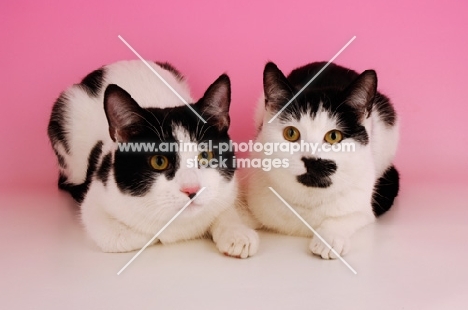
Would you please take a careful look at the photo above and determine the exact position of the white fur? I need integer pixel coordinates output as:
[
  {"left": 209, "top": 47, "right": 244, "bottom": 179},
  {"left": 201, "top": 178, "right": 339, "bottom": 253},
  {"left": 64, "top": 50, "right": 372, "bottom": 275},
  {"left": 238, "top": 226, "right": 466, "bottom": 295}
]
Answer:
[
  {"left": 55, "top": 60, "right": 258, "bottom": 257},
  {"left": 56, "top": 60, "right": 192, "bottom": 184},
  {"left": 246, "top": 98, "right": 398, "bottom": 259}
]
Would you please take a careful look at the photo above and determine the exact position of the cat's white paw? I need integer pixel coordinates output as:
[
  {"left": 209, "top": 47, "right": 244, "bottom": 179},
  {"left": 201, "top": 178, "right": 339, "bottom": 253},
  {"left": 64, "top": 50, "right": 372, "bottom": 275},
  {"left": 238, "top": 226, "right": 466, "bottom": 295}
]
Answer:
[
  {"left": 309, "top": 229, "right": 350, "bottom": 260},
  {"left": 214, "top": 226, "right": 259, "bottom": 259}
]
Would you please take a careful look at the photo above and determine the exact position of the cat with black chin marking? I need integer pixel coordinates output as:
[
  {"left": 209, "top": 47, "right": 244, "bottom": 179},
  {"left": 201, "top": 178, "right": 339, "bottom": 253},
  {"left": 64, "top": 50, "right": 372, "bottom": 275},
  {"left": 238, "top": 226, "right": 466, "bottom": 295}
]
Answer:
[
  {"left": 245, "top": 61, "right": 399, "bottom": 259},
  {"left": 48, "top": 60, "right": 258, "bottom": 258}
]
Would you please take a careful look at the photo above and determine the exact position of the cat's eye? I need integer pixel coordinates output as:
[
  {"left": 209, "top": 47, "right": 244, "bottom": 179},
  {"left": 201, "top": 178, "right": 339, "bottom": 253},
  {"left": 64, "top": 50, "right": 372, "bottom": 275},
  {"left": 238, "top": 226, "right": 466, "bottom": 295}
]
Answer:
[
  {"left": 198, "top": 151, "right": 214, "bottom": 163},
  {"left": 324, "top": 130, "right": 343, "bottom": 144},
  {"left": 283, "top": 126, "right": 300, "bottom": 142},
  {"left": 149, "top": 155, "right": 169, "bottom": 170}
]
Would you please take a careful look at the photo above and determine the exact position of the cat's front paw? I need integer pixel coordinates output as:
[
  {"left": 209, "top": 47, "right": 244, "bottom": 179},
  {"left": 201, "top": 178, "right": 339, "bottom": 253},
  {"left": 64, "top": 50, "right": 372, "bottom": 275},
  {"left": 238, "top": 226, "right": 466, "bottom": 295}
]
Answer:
[
  {"left": 214, "top": 226, "right": 259, "bottom": 259},
  {"left": 309, "top": 229, "right": 350, "bottom": 260}
]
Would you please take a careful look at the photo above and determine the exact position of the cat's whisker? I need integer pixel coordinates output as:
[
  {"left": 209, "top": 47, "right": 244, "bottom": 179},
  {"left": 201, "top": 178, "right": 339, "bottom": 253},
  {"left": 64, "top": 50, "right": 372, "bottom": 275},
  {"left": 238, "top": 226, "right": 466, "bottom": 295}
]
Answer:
[
  {"left": 128, "top": 111, "right": 163, "bottom": 141},
  {"left": 148, "top": 110, "right": 164, "bottom": 137},
  {"left": 199, "top": 123, "right": 215, "bottom": 141},
  {"left": 195, "top": 117, "right": 202, "bottom": 140},
  {"left": 334, "top": 99, "right": 348, "bottom": 112},
  {"left": 160, "top": 111, "right": 171, "bottom": 133}
]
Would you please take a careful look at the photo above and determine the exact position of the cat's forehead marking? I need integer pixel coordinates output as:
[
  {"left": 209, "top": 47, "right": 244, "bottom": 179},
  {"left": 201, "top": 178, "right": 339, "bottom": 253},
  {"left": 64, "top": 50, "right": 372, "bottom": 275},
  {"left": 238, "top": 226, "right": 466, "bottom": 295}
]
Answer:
[
  {"left": 289, "top": 102, "right": 339, "bottom": 142},
  {"left": 172, "top": 124, "right": 193, "bottom": 142},
  {"left": 297, "top": 102, "right": 338, "bottom": 128}
]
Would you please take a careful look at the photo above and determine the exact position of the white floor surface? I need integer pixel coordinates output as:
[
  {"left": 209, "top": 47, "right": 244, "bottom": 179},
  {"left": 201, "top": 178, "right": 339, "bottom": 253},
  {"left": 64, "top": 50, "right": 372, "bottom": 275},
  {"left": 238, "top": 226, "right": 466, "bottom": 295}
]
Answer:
[{"left": 1, "top": 181, "right": 467, "bottom": 309}]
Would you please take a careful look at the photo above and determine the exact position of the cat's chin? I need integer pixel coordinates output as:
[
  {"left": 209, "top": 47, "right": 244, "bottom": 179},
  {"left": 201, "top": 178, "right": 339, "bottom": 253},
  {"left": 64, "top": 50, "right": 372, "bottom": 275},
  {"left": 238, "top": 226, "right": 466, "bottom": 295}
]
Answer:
[
  {"left": 187, "top": 201, "right": 203, "bottom": 209},
  {"left": 179, "top": 200, "right": 206, "bottom": 213}
]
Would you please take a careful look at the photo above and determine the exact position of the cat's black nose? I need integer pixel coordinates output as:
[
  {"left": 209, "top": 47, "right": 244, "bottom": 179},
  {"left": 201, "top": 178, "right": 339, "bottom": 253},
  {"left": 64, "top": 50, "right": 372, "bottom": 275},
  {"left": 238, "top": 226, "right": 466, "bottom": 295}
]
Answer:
[
  {"left": 188, "top": 193, "right": 196, "bottom": 199},
  {"left": 297, "top": 157, "right": 337, "bottom": 188}
]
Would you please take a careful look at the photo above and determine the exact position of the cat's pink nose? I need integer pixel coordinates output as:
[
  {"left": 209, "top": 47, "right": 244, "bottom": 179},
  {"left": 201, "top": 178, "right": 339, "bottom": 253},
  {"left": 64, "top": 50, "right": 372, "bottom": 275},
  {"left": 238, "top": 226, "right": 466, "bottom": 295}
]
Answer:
[{"left": 180, "top": 186, "right": 201, "bottom": 199}]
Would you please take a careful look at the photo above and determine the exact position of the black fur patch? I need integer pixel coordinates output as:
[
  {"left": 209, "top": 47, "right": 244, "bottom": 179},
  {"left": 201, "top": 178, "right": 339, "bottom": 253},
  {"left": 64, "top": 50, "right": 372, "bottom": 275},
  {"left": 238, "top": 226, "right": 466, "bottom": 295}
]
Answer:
[
  {"left": 58, "top": 141, "right": 103, "bottom": 203},
  {"left": 279, "top": 63, "right": 372, "bottom": 145},
  {"left": 374, "top": 93, "right": 397, "bottom": 127},
  {"left": 155, "top": 61, "right": 184, "bottom": 81},
  {"left": 297, "top": 157, "right": 337, "bottom": 188},
  {"left": 80, "top": 68, "right": 105, "bottom": 97},
  {"left": 113, "top": 123, "right": 179, "bottom": 196},
  {"left": 267, "top": 62, "right": 396, "bottom": 145},
  {"left": 96, "top": 152, "right": 112, "bottom": 186},
  {"left": 54, "top": 150, "right": 66, "bottom": 168},
  {"left": 288, "top": 62, "right": 358, "bottom": 92},
  {"left": 112, "top": 106, "right": 235, "bottom": 197},
  {"left": 276, "top": 90, "right": 370, "bottom": 146},
  {"left": 372, "top": 165, "right": 399, "bottom": 216},
  {"left": 48, "top": 93, "right": 70, "bottom": 153}
]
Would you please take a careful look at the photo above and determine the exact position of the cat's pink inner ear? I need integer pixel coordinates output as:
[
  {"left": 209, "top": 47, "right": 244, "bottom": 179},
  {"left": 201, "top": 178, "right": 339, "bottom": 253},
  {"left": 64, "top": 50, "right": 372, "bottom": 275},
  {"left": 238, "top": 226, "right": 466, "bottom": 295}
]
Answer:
[
  {"left": 108, "top": 127, "right": 126, "bottom": 143},
  {"left": 200, "top": 74, "right": 231, "bottom": 130},
  {"left": 263, "top": 62, "right": 293, "bottom": 111},
  {"left": 104, "top": 84, "right": 143, "bottom": 142},
  {"left": 346, "top": 70, "right": 377, "bottom": 117},
  {"left": 108, "top": 127, "right": 116, "bottom": 142}
]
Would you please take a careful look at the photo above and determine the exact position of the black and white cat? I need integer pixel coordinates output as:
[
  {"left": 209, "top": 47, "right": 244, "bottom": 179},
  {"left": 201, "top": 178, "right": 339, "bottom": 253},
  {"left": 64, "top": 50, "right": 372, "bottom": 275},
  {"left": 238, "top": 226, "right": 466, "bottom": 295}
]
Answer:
[
  {"left": 246, "top": 62, "right": 399, "bottom": 259},
  {"left": 48, "top": 60, "right": 258, "bottom": 258}
]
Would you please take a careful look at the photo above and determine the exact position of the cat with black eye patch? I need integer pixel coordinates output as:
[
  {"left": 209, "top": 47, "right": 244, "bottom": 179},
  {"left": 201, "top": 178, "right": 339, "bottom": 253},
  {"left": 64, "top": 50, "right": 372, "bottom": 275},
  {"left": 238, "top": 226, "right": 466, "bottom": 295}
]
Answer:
[
  {"left": 245, "top": 61, "right": 399, "bottom": 259},
  {"left": 48, "top": 60, "right": 258, "bottom": 257}
]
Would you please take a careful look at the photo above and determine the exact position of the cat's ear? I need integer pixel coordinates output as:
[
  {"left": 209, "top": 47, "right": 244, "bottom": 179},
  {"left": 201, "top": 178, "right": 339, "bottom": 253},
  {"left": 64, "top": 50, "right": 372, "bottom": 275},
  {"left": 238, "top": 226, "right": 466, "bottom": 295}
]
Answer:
[
  {"left": 263, "top": 62, "right": 294, "bottom": 111},
  {"left": 344, "top": 70, "right": 377, "bottom": 120},
  {"left": 104, "top": 84, "right": 144, "bottom": 142},
  {"left": 198, "top": 74, "right": 231, "bottom": 130}
]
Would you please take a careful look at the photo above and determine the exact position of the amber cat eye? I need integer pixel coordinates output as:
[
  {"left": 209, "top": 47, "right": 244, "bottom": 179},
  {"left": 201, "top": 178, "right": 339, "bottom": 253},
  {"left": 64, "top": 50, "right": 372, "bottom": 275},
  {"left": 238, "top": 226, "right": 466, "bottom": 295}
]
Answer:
[
  {"left": 198, "top": 151, "right": 214, "bottom": 163},
  {"left": 324, "top": 130, "right": 343, "bottom": 144},
  {"left": 283, "top": 126, "right": 301, "bottom": 142},
  {"left": 149, "top": 155, "right": 169, "bottom": 170}
]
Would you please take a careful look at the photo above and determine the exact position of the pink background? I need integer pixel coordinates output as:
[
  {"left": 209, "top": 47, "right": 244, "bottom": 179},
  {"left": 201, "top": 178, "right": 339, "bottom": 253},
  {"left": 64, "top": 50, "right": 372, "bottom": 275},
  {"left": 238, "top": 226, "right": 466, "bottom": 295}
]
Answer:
[{"left": 1, "top": 0, "right": 467, "bottom": 189}]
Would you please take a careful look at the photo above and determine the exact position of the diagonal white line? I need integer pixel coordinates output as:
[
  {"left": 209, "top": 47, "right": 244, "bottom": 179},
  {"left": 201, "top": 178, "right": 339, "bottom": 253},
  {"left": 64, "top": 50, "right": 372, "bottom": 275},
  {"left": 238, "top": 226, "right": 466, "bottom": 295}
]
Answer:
[
  {"left": 118, "top": 35, "right": 206, "bottom": 123},
  {"left": 268, "top": 36, "right": 356, "bottom": 123},
  {"left": 117, "top": 187, "right": 206, "bottom": 275},
  {"left": 268, "top": 187, "right": 357, "bottom": 275}
]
